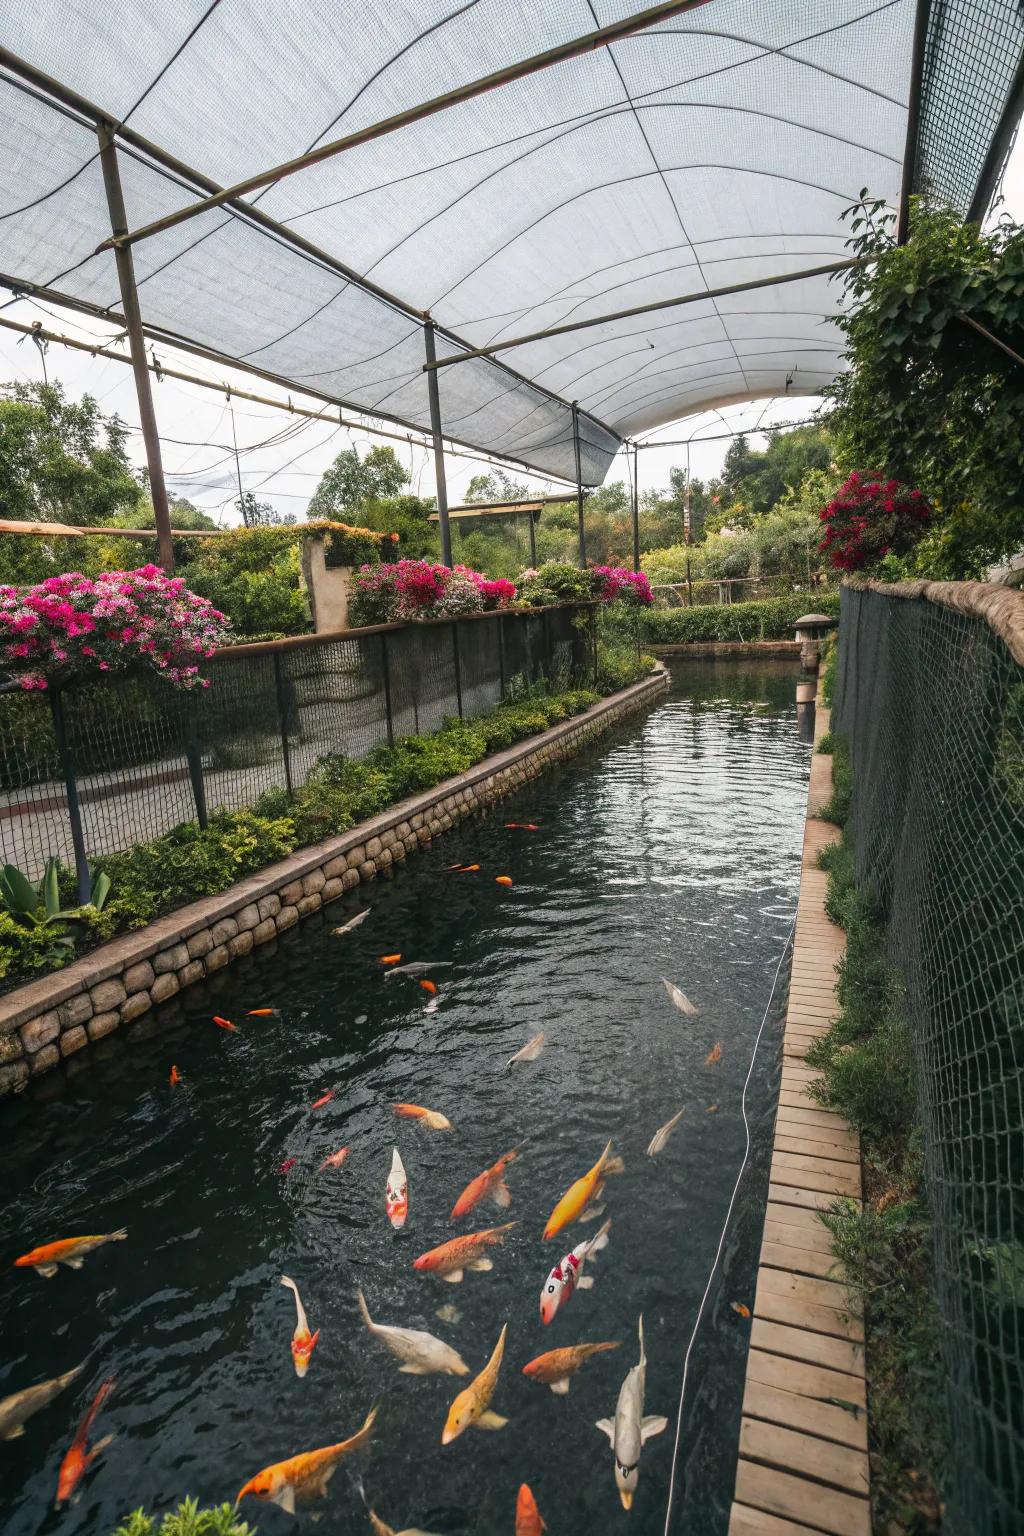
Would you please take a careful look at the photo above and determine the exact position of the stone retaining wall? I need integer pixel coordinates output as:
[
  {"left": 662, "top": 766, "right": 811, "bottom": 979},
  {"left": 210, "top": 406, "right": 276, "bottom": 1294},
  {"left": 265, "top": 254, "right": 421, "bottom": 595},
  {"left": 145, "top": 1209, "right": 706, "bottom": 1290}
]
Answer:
[{"left": 0, "top": 669, "right": 667, "bottom": 1092}]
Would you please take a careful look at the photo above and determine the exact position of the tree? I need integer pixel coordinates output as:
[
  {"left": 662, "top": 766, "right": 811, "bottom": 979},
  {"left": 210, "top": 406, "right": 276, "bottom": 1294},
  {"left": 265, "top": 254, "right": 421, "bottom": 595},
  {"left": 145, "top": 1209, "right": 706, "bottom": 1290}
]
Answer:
[
  {"left": 359, "top": 493, "right": 439, "bottom": 561},
  {"left": 716, "top": 425, "right": 833, "bottom": 521},
  {"left": 464, "top": 468, "right": 532, "bottom": 503},
  {"left": 0, "top": 381, "right": 142, "bottom": 528},
  {"left": 235, "top": 492, "right": 296, "bottom": 527},
  {"left": 308, "top": 445, "right": 409, "bottom": 518}
]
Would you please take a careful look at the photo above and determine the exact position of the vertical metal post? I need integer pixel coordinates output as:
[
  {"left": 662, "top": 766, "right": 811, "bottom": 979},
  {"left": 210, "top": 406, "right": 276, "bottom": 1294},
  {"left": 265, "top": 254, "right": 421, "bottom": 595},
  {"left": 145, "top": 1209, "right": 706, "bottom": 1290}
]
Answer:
[
  {"left": 897, "top": 0, "right": 930, "bottom": 243},
  {"left": 631, "top": 442, "right": 640, "bottom": 573},
  {"left": 272, "top": 653, "right": 294, "bottom": 796},
  {"left": 528, "top": 509, "right": 537, "bottom": 568},
  {"left": 451, "top": 622, "right": 464, "bottom": 717},
  {"left": 49, "top": 690, "right": 91, "bottom": 904},
  {"left": 96, "top": 126, "right": 174, "bottom": 572},
  {"left": 541, "top": 605, "right": 552, "bottom": 680},
  {"left": 424, "top": 319, "right": 453, "bottom": 567},
  {"left": 572, "top": 401, "right": 586, "bottom": 568},
  {"left": 591, "top": 607, "right": 598, "bottom": 685},
  {"left": 184, "top": 717, "right": 208, "bottom": 830},
  {"left": 686, "top": 557, "right": 693, "bottom": 607},
  {"left": 379, "top": 632, "right": 395, "bottom": 747},
  {"left": 497, "top": 613, "right": 506, "bottom": 699}
]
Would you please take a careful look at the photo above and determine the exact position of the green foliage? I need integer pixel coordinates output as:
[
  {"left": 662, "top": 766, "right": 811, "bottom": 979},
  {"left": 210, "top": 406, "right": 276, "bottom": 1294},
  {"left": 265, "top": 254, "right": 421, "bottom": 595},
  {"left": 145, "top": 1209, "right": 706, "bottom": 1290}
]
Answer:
[
  {"left": 819, "top": 733, "right": 852, "bottom": 825},
  {"left": 995, "top": 681, "right": 1024, "bottom": 805},
  {"left": 359, "top": 494, "right": 439, "bottom": 561},
  {"left": 820, "top": 629, "right": 839, "bottom": 707},
  {"left": 517, "top": 562, "right": 597, "bottom": 605},
  {"left": 186, "top": 527, "right": 311, "bottom": 637},
  {"left": 378, "top": 721, "right": 489, "bottom": 798},
  {"left": 626, "top": 591, "right": 840, "bottom": 645},
  {"left": 717, "top": 425, "right": 834, "bottom": 519},
  {"left": 826, "top": 200, "right": 1024, "bottom": 577},
  {"left": 309, "top": 445, "right": 409, "bottom": 519},
  {"left": 113, "top": 1499, "right": 255, "bottom": 1536},
  {"left": 816, "top": 730, "right": 834, "bottom": 755},
  {"left": 0, "top": 910, "right": 81, "bottom": 982}
]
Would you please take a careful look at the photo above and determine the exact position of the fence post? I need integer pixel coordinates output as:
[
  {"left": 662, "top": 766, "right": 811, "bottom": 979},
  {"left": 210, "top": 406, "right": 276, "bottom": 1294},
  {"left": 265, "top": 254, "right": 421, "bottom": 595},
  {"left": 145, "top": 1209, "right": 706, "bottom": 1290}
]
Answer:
[
  {"left": 379, "top": 632, "right": 395, "bottom": 747},
  {"left": 451, "top": 622, "right": 464, "bottom": 717},
  {"left": 49, "top": 689, "right": 91, "bottom": 904},
  {"left": 272, "top": 653, "right": 294, "bottom": 796},
  {"left": 591, "top": 607, "right": 599, "bottom": 685},
  {"left": 541, "top": 606, "right": 552, "bottom": 680},
  {"left": 497, "top": 613, "right": 506, "bottom": 699},
  {"left": 184, "top": 708, "right": 208, "bottom": 830},
  {"left": 686, "top": 557, "right": 693, "bottom": 607}
]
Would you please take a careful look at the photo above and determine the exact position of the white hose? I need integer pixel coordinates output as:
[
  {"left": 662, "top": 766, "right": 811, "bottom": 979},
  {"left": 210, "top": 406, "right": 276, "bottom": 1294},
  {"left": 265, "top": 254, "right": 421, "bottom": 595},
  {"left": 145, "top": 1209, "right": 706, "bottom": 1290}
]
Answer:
[{"left": 661, "top": 911, "right": 797, "bottom": 1535}]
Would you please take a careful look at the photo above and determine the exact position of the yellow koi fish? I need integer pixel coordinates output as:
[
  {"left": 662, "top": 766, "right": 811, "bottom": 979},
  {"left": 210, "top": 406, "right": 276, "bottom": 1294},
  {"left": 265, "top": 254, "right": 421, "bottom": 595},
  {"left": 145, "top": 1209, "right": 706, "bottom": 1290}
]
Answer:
[
  {"left": 543, "top": 1141, "right": 623, "bottom": 1240},
  {"left": 441, "top": 1324, "right": 508, "bottom": 1444},
  {"left": 236, "top": 1407, "right": 376, "bottom": 1515}
]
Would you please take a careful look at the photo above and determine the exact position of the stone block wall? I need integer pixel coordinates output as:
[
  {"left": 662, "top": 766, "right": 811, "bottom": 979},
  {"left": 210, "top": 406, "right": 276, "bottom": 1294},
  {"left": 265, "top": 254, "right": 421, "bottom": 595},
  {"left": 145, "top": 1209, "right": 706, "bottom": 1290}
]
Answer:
[{"left": 0, "top": 669, "right": 667, "bottom": 1091}]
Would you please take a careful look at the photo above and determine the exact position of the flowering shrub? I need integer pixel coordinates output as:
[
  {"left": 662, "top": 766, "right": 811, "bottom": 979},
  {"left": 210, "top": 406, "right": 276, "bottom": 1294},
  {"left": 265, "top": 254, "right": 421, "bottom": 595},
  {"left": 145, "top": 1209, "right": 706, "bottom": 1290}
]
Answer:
[
  {"left": 347, "top": 560, "right": 517, "bottom": 627},
  {"left": 0, "top": 566, "right": 229, "bottom": 691},
  {"left": 818, "top": 473, "right": 932, "bottom": 572},
  {"left": 479, "top": 578, "right": 517, "bottom": 610},
  {"left": 592, "top": 566, "right": 654, "bottom": 605}
]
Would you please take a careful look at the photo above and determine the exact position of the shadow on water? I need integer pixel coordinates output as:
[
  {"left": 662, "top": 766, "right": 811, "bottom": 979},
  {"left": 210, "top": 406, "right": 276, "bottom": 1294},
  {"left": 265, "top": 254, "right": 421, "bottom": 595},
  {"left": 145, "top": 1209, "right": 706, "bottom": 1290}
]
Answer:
[{"left": 0, "top": 660, "right": 809, "bottom": 1536}]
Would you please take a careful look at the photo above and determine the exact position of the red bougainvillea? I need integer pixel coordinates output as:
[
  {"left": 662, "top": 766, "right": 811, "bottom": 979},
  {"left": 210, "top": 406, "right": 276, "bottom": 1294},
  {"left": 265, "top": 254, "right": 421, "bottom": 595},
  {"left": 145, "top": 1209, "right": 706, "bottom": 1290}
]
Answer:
[{"left": 818, "top": 472, "right": 932, "bottom": 572}]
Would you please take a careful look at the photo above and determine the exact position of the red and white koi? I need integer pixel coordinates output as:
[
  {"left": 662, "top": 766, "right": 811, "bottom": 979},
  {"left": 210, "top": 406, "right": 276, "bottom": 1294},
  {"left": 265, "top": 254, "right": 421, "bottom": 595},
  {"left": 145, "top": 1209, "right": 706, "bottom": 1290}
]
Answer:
[
  {"left": 539, "top": 1220, "right": 610, "bottom": 1324},
  {"left": 281, "top": 1275, "right": 319, "bottom": 1378},
  {"left": 386, "top": 1148, "right": 408, "bottom": 1229}
]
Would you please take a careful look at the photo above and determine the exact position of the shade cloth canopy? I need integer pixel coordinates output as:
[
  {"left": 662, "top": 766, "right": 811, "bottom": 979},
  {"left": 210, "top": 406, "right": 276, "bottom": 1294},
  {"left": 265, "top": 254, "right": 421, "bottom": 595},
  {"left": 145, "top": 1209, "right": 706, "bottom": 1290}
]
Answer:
[{"left": 0, "top": 1, "right": 1020, "bottom": 483}]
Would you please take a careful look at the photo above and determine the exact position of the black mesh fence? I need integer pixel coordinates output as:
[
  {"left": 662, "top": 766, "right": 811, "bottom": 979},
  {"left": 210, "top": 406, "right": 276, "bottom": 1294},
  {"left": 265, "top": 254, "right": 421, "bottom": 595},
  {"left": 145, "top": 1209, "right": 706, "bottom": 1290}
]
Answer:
[
  {"left": 0, "top": 605, "right": 594, "bottom": 880},
  {"left": 833, "top": 583, "right": 1024, "bottom": 1534}
]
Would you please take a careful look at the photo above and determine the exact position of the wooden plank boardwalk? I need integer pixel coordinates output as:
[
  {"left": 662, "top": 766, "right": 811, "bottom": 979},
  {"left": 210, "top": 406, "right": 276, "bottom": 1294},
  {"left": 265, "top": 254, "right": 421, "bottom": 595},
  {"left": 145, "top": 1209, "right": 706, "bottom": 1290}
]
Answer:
[{"left": 728, "top": 699, "right": 871, "bottom": 1536}]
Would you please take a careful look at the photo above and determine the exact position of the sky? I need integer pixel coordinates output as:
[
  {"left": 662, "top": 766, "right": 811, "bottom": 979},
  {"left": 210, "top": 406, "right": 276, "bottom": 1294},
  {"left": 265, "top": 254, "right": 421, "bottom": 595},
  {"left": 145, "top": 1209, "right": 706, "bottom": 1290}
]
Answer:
[{"left": 1, "top": 136, "right": 1021, "bottom": 527}]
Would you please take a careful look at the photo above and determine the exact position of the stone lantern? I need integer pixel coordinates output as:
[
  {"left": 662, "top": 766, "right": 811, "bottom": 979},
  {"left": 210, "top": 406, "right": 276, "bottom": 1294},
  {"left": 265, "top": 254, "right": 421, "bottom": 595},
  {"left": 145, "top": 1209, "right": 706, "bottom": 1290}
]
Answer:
[{"left": 794, "top": 612, "right": 837, "bottom": 671}]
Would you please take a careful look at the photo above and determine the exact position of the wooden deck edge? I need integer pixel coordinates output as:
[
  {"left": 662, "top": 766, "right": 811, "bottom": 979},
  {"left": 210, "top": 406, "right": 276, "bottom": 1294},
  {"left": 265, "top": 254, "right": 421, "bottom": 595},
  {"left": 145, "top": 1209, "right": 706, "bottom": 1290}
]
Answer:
[{"left": 729, "top": 689, "right": 871, "bottom": 1536}]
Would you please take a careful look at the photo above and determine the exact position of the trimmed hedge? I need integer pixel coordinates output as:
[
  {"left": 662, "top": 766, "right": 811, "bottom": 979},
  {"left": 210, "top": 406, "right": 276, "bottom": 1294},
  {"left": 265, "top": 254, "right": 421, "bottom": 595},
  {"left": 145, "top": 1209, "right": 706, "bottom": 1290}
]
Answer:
[{"left": 620, "top": 591, "right": 840, "bottom": 645}]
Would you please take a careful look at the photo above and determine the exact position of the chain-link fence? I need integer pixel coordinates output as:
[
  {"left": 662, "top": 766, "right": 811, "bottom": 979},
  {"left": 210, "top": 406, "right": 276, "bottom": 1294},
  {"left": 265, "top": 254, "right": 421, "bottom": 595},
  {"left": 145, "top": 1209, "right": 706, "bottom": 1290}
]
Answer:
[
  {"left": 833, "top": 581, "right": 1024, "bottom": 1535},
  {"left": 0, "top": 605, "right": 590, "bottom": 884}
]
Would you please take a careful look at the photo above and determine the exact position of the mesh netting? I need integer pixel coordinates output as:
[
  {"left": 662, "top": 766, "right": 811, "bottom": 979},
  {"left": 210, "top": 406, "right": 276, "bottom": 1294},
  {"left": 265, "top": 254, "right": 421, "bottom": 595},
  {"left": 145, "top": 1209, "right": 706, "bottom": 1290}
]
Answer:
[
  {"left": 0, "top": 607, "right": 590, "bottom": 878},
  {"left": 833, "top": 584, "right": 1024, "bottom": 1534}
]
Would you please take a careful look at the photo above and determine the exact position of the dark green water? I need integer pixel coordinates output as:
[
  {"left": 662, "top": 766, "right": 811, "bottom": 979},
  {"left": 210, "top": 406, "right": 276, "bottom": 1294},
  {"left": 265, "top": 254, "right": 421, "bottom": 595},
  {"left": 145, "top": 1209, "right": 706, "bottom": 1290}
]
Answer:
[{"left": 0, "top": 660, "right": 809, "bottom": 1536}]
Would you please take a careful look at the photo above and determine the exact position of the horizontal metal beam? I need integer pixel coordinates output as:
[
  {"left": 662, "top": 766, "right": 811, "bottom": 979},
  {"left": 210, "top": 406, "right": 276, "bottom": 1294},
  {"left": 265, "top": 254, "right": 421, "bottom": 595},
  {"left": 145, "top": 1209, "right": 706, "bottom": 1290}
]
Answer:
[
  {"left": 967, "top": 46, "right": 1024, "bottom": 224},
  {"left": 634, "top": 413, "right": 829, "bottom": 447},
  {"left": 423, "top": 260, "right": 861, "bottom": 370},
  {"left": 101, "top": 0, "right": 714, "bottom": 251}
]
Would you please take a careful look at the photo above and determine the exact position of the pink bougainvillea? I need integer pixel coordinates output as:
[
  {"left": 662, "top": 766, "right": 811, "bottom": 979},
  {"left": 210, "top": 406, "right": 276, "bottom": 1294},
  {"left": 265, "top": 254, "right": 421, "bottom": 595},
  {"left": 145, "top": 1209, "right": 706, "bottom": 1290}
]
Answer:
[
  {"left": 0, "top": 566, "right": 230, "bottom": 691},
  {"left": 818, "top": 473, "right": 932, "bottom": 572},
  {"left": 348, "top": 560, "right": 518, "bottom": 626},
  {"left": 591, "top": 566, "right": 654, "bottom": 605}
]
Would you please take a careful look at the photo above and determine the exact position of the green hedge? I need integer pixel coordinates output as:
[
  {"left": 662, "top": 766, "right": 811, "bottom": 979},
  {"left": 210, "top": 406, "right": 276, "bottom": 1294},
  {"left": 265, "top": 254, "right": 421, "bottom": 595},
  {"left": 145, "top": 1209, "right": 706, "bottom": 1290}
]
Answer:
[{"left": 621, "top": 591, "right": 840, "bottom": 645}]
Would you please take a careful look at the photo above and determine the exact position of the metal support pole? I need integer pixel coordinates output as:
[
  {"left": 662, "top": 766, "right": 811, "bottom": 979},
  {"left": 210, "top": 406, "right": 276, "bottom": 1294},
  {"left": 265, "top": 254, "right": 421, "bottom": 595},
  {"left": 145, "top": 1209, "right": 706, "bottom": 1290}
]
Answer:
[
  {"left": 272, "top": 653, "right": 294, "bottom": 797},
  {"left": 631, "top": 443, "right": 640, "bottom": 573},
  {"left": 528, "top": 510, "right": 537, "bottom": 568},
  {"left": 572, "top": 402, "right": 586, "bottom": 569},
  {"left": 686, "top": 557, "right": 693, "bottom": 607},
  {"left": 897, "top": 0, "right": 930, "bottom": 243},
  {"left": 96, "top": 126, "right": 174, "bottom": 571},
  {"left": 541, "top": 606, "right": 552, "bottom": 680},
  {"left": 184, "top": 718, "right": 209, "bottom": 830},
  {"left": 424, "top": 320, "right": 453, "bottom": 567},
  {"left": 49, "top": 690, "right": 91, "bottom": 905},
  {"left": 497, "top": 614, "right": 506, "bottom": 699},
  {"left": 379, "top": 633, "right": 395, "bottom": 748},
  {"left": 451, "top": 623, "right": 464, "bottom": 717}
]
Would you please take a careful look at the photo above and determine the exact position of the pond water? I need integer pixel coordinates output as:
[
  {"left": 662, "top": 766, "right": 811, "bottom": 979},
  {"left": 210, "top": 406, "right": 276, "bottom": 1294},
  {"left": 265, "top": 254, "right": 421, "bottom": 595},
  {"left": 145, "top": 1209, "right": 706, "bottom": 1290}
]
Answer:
[{"left": 0, "top": 660, "right": 810, "bottom": 1536}]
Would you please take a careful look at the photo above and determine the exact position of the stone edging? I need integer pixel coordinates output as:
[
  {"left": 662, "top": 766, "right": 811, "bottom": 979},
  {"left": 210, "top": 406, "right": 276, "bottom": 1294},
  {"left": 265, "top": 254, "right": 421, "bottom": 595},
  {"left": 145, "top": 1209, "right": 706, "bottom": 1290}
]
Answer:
[
  {"left": 845, "top": 576, "right": 1024, "bottom": 665},
  {"left": 650, "top": 640, "right": 800, "bottom": 659},
  {"left": 0, "top": 669, "right": 668, "bottom": 1092}
]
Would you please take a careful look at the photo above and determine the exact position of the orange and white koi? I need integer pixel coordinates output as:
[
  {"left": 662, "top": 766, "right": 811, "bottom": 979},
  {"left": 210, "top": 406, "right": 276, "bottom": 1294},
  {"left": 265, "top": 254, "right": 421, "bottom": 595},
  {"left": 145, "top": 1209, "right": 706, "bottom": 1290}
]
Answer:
[
  {"left": 280, "top": 1275, "right": 319, "bottom": 1378},
  {"left": 213, "top": 1015, "right": 237, "bottom": 1032},
  {"left": 522, "top": 1340, "right": 620, "bottom": 1395},
  {"left": 543, "top": 1140, "right": 624, "bottom": 1240},
  {"left": 14, "top": 1230, "right": 127, "bottom": 1279},
  {"left": 515, "top": 1483, "right": 546, "bottom": 1535},
  {"left": 447, "top": 864, "right": 480, "bottom": 873},
  {"left": 236, "top": 1406, "right": 377, "bottom": 1515},
  {"left": 539, "top": 1220, "right": 611, "bottom": 1324},
  {"left": 55, "top": 1376, "right": 115, "bottom": 1506},
  {"left": 319, "top": 1146, "right": 350, "bottom": 1172},
  {"left": 169, "top": 1065, "right": 181, "bottom": 1086},
  {"left": 495, "top": 875, "right": 513, "bottom": 888},
  {"left": 386, "top": 1148, "right": 408, "bottom": 1229},
  {"left": 451, "top": 1147, "right": 520, "bottom": 1219},
  {"left": 441, "top": 1324, "right": 508, "bottom": 1444},
  {"left": 394, "top": 1104, "right": 452, "bottom": 1132},
  {"left": 310, "top": 1089, "right": 335, "bottom": 1111},
  {"left": 705, "top": 1042, "right": 722, "bottom": 1066},
  {"left": 413, "top": 1222, "right": 517, "bottom": 1284}
]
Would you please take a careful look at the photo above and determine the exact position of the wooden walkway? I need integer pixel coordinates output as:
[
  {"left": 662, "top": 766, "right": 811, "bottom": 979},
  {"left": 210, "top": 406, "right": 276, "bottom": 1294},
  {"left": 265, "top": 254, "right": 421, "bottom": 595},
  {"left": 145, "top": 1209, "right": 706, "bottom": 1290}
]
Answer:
[{"left": 728, "top": 700, "right": 871, "bottom": 1536}]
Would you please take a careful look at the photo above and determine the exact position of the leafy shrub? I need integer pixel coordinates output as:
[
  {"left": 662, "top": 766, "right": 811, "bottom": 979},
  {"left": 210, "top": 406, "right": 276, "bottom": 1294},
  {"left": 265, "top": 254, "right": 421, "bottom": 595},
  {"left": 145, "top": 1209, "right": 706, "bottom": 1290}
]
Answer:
[
  {"left": 516, "top": 562, "right": 597, "bottom": 605},
  {"left": 187, "top": 528, "right": 311, "bottom": 637},
  {"left": 0, "top": 911, "right": 81, "bottom": 982},
  {"left": 819, "top": 733, "right": 853, "bottom": 826},
  {"left": 820, "top": 629, "right": 839, "bottom": 706},
  {"left": 592, "top": 566, "right": 653, "bottom": 605},
  {"left": 819, "top": 472, "right": 932, "bottom": 573},
  {"left": 348, "top": 560, "right": 517, "bottom": 627},
  {"left": 377, "top": 721, "right": 487, "bottom": 797},
  {"left": 113, "top": 1500, "right": 254, "bottom": 1536},
  {"left": 625, "top": 591, "right": 840, "bottom": 645}
]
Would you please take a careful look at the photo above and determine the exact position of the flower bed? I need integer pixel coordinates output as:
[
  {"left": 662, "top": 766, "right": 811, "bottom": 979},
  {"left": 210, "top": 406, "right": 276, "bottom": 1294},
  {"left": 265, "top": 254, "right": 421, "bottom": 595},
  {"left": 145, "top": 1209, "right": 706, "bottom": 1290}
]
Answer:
[
  {"left": 0, "top": 566, "right": 230, "bottom": 691},
  {"left": 348, "top": 560, "right": 519, "bottom": 626}
]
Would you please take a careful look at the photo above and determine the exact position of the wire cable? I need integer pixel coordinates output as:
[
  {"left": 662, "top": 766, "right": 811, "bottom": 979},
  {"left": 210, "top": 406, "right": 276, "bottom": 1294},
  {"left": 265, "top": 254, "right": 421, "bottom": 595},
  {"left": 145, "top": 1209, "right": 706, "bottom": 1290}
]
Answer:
[{"left": 660, "top": 908, "right": 798, "bottom": 1536}]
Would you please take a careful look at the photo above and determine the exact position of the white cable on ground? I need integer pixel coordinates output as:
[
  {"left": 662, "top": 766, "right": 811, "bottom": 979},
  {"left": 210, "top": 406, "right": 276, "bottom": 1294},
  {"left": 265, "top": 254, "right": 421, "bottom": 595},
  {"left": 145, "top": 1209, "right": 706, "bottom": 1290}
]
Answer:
[{"left": 661, "top": 910, "right": 798, "bottom": 1535}]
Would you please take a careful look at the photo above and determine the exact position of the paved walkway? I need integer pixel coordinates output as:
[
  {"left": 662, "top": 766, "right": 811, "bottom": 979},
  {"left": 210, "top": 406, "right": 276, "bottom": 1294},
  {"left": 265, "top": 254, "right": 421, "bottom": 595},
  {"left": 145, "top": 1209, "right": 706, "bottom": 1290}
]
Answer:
[{"left": 729, "top": 701, "right": 871, "bottom": 1536}]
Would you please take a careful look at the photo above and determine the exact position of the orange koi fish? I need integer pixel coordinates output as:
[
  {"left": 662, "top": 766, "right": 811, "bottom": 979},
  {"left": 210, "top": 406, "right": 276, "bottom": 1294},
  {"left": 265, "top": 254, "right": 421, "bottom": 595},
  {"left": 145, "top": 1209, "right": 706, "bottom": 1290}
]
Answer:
[
  {"left": 516, "top": 1483, "right": 547, "bottom": 1535},
  {"left": 495, "top": 875, "right": 513, "bottom": 888},
  {"left": 543, "top": 1140, "right": 624, "bottom": 1240},
  {"left": 419, "top": 979, "right": 437, "bottom": 996},
  {"left": 319, "top": 1146, "right": 350, "bottom": 1172},
  {"left": 522, "top": 1341, "right": 620, "bottom": 1396},
  {"left": 169, "top": 1065, "right": 181, "bottom": 1087},
  {"left": 235, "top": 1406, "right": 377, "bottom": 1516},
  {"left": 246, "top": 1008, "right": 279, "bottom": 1017},
  {"left": 705, "top": 1042, "right": 722, "bottom": 1067},
  {"left": 730, "top": 1301, "right": 751, "bottom": 1319},
  {"left": 413, "top": 1223, "right": 517, "bottom": 1284},
  {"left": 441, "top": 1324, "right": 508, "bottom": 1444},
  {"left": 55, "top": 1376, "right": 115, "bottom": 1505},
  {"left": 379, "top": 954, "right": 402, "bottom": 965},
  {"left": 14, "top": 1230, "right": 127, "bottom": 1280},
  {"left": 310, "top": 1090, "right": 335, "bottom": 1111},
  {"left": 505, "top": 823, "right": 540, "bottom": 832},
  {"left": 386, "top": 1148, "right": 408, "bottom": 1229},
  {"left": 394, "top": 1104, "right": 452, "bottom": 1131},
  {"left": 281, "top": 1275, "right": 319, "bottom": 1378},
  {"left": 447, "top": 864, "right": 480, "bottom": 873},
  {"left": 451, "top": 1147, "right": 520, "bottom": 1219},
  {"left": 213, "top": 1015, "right": 237, "bottom": 1032}
]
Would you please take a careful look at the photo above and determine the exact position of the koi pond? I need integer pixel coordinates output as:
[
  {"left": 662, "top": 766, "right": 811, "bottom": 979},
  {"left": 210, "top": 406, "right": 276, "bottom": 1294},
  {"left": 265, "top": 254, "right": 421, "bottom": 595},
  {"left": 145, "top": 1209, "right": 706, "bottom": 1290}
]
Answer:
[{"left": 0, "top": 660, "right": 811, "bottom": 1536}]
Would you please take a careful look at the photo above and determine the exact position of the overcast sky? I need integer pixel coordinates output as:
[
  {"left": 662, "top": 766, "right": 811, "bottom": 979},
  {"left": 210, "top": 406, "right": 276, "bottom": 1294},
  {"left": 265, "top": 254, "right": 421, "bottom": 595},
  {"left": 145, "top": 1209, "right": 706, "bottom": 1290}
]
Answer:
[{"left": 1, "top": 138, "right": 1021, "bottom": 526}]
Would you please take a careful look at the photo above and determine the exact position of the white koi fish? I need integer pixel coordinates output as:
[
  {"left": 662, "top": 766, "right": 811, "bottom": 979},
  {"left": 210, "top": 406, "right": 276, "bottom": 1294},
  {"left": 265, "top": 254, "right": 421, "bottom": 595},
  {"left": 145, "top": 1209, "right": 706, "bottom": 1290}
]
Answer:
[
  {"left": 386, "top": 1148, "right": 409, "bottom": 1230},
  {"left": 647, "top": 1107, "right": 685, "bottom": 1157},
  {"left": 661, "top": 977, "right": 698, "bottom": 1016},
  {"left": 595, "top": 1316, "right": 667, "bottom": 1510},
  {"left": 0, "top": 1365, "right": 82, "bottom": 1440},
  {"left": 384, "top": 962, "right": 453, "bottom": 979},
  {"left": 539, "top": 1220, "right": 611, "bottom": 1325},
  {"left": 281, "top": 1275, "right": 319, "bottom": 1378},
  {"left": 332, "top": 908, "right": 371, "bottom": 936},
  {"left": 506, "top": 1032, "right": 545, "bottom": 1068},
  {"left": 357, "top": 1290, "right": 469, "bottom": 1376}
]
